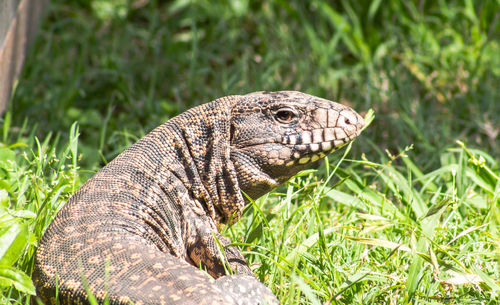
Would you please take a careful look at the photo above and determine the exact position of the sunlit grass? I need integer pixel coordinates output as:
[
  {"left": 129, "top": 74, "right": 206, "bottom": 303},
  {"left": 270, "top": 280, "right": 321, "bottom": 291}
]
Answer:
[{"left": 227, "top": 115, "right": 499, "bottom": 304}]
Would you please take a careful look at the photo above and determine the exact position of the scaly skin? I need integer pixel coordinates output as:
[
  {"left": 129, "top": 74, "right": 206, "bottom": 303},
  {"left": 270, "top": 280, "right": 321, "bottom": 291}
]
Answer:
[{"left": 33, "top": 91, "right": 364, "bottom": 305}]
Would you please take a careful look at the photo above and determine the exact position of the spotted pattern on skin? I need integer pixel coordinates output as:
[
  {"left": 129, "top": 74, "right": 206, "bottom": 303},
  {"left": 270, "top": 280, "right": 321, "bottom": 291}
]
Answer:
[{"left": 33, "top": 91, "right": 364, "bottom": 305}]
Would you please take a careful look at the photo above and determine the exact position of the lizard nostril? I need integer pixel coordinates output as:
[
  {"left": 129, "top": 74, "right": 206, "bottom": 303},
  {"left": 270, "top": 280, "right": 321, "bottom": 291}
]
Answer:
[{"left": 345, "top": 118, "right": 351, "bottom": 125}]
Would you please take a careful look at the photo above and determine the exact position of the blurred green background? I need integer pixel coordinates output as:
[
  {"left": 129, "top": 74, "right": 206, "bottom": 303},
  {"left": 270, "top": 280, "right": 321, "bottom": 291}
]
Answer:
[
  {"left": 10, "top": 0, "right": 500, "bottom": 170},
  {"left": 1, "top": 0, "right": 499, "bottom": 304}
]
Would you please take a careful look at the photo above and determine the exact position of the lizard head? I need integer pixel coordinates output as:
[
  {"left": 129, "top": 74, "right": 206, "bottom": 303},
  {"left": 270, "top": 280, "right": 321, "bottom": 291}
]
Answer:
[{"left": 230, "top": 91, "right": 364, "bottom": 201}]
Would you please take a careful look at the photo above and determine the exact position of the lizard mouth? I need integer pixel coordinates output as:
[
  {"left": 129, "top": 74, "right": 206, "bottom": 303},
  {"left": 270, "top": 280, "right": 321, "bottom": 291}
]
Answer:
[
  {"left": 281, "top": 126, "right": 362, "bottom": 166},
  {"left": 235, "top": 126, "right": 362, "bottom": 167}
]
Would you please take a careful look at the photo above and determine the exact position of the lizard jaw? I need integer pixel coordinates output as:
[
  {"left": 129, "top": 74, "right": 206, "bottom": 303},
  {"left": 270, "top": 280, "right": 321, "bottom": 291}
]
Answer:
[{"left": 283, "top": 129, "right": 358, "bottom": 166}]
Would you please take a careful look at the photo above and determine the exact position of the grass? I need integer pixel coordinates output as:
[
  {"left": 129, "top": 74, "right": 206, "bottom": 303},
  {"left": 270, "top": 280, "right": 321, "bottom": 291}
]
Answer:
[{"left": 1, "top": 0, "right": 499, "bottom": 304}]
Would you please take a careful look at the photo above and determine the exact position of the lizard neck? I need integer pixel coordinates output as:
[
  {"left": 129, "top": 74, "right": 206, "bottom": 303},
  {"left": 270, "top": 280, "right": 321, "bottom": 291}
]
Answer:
[{"left": 153, "top": 97, "right": 246, "bottom": 225}]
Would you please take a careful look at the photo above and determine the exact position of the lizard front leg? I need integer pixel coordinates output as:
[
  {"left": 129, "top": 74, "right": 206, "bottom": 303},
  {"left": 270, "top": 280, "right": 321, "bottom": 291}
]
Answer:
[
  {"left": 188, "top": 227, "right": 253, "bottom": 278},
  {"left": 187, "top": 226, "right": 279, "bottom": 305}
]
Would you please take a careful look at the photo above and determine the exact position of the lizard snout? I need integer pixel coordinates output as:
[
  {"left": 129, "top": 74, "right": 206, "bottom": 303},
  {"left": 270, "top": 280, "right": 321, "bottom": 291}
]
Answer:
[{"left": 278, "top": 106, "right": 364, "bottom": 166}]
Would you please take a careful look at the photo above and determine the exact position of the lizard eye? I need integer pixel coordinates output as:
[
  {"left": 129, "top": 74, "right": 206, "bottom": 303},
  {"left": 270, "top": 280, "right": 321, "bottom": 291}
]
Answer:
[{"left": 274, "top": 108, "right": 297, "bottom": 124}]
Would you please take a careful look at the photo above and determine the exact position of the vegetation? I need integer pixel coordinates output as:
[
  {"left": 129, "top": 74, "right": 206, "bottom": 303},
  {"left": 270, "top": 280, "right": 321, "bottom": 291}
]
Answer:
[{"left": 1, "top": 0, "right": 499, "bottom": 304}]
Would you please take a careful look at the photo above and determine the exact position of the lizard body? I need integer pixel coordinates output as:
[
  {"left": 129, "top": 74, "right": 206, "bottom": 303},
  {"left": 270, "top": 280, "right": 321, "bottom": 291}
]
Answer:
[{"left": 33, "top": 91, "right": 364, "bottom": 305}]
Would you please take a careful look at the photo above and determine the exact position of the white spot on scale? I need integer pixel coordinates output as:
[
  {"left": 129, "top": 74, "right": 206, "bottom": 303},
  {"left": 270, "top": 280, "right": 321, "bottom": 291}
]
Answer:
[
  {"left": 310, "top": 143, "right": 320, "bottom": 152},
  {"left": 324, "top": 128, "right": 336, "bottom": 141},
  {"left": 279, "top": 149, "right": 291, "bottom": 159},
  {"left": 268, "top": 150, "right": 279, "bottom": 159},
  {"left": 315, "top": 108, "right": 328, "bottom": 126},
  {"left": 334, "top": 140, "right": 344, "bottom": 147},
  {"left": 301, "top": 132, "right": 312, "bottom": 144},
  {"left": 312, "top": 129, "right": 323, "bottom": 143},
  {"left": 296, "top": 144, "right": 308, "bottom": 151},
  {"left": 321, "top": 142, "right": 332, "bottom": 151},
  {"left": 274, "top": 159, "right": 284, "bottom": 165},
  {"left": 334, "top": 128, "right": 347, "bottom": 139},
  {"left": 328, "top": 110, "right": 339, "bottom": 127}
]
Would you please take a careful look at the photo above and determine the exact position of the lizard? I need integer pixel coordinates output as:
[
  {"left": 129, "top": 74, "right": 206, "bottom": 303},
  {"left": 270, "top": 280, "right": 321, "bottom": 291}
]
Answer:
[{"left": 33, "top": 91, "right": 365, "bottom": 305}]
